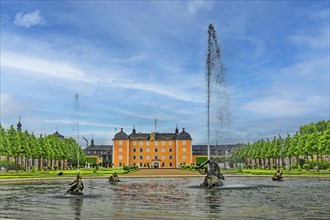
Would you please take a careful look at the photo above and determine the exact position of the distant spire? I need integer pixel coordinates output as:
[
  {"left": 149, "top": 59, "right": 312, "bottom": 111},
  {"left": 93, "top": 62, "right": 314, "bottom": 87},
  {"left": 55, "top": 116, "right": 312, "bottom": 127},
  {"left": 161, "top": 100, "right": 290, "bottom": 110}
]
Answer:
[
  {"left": 175, "top": 125, "right": 179, "bottom": 134},
  {"left": 17, "top": 115, "right": 22, "bottom": 132},
  {"left": 91, "top": 136, "right": 94, "bottom": 146},
  {"left": 154, "top": 117, "right": 157, "bottom": 132},
  {"left": 132, "top": 125, "right": 136, "bottom": 134}
]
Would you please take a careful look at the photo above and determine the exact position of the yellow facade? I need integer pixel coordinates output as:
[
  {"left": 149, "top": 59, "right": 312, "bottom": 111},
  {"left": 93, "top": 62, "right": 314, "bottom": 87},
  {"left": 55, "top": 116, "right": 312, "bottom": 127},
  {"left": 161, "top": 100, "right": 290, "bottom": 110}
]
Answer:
[{"left": 112, "top": 128, "right": 192, "bottom": 168}]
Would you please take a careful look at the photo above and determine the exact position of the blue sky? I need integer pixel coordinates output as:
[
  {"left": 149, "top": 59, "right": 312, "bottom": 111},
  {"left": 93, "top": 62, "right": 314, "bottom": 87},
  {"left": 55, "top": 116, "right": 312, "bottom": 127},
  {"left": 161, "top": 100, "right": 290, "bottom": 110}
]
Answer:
[{"left": 1, "top": 1, "right": 329, "bottom": 146}]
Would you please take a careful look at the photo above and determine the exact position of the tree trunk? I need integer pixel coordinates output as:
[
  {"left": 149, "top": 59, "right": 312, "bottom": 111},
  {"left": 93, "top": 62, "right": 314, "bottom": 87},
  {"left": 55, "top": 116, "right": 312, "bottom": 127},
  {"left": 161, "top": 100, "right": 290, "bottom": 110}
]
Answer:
[
  {"left": 289, "top": 156, "right": 292, "bottom": 170},
  {"left": 6, "top": 155, "right": 10, "bottom": 172},
  {"left": 15, "top": 156, "right": 18, "bottom": 171},
  {"left": 316, "top": 151, "right": 320, "bottom": 172},
  {"left": 38, "top": 158, "right": 42, "bottom": 171},
  {"left": 296, "top": 156, "right": 299, "bottom": 167},
  {"left": 262, "top": 158, "right": 265, "bottom": 169},
  {"left": 25, "top": 157, "right": 28, "bottom": 171}
]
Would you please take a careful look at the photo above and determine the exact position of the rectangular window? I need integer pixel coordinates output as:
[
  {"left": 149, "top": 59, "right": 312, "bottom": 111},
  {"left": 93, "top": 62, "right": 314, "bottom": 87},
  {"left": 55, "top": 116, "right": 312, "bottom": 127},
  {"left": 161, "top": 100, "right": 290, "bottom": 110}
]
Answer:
[
  {"left": 155, "top": 141, "right": 158, "bottom": 146},
  {"left": 139, "top": 163, "right": 143, "bottom": 167},
  {"left": 169, "top": 141, "right": 172, "bottom": 146},
  {"left": 161, "top": 148, "right": 165, "bottom": 152},
  {"left": 169, "top": 148, "right": 173, "bottom": 152},
  {"left": 162, "top": 141, "right": 165, "bottom": 146},
  {"left": 133, "top": 148, "right": 136, "bottom": 152},
  {"left": 146, "top": 155, "right": 150, "bottom": 160},
  {"left": 182, "top": 155, "right": 187, "bottom": 160},
  {"left": 140, "top": 148, "right": 143, "bottom": 152},
  {"left": 119, "top": 140, "right": 123, "bottom": 145},
  {"left": 146, "top": 141, "right": 150, "bottom": 146},
  {"left": 119, "top": 155, "right": 123, "bottom": 160},
  {"left": 119, "top": 148, "right": 123, "bottom": 152},
  {"left": 155, "top": 148, "right": 158, "bottom": 152},
  {"left": 182, "top": 147, "right": 186, "bottom": 152},
  {"left": 119, "top": 162, "right": 122, "bottom": 167},
  {"left": 139, "top": 141, "right": 143, "bottom": 146},
  {"left": 140, "top": 155, "right": 143, "bottom": 160},
  {"left": 161, "top": 155, "right": 165, "bottom": 160},
  {"left": 133, "top": 141, "right": 136, "bottom": 146},
  {"left": 170, "top": 162, "right": 172, "bottom": 167},
  {"left": 162, "top": 162, "right": 165, "bottom": 167},
  {"left": 133, "top": 155, "right": 136, "bottom": 160},
  {"left": 182, "top": 140, "right": 186, "bottom": 145},
  {"left": 169, "top": 155, "right": 173, "bottom": 160},
  {"left": 155, "top": 155, "right": 158, "bottom": 160},
  {"left": 146, "top": 148, "right": 150, "bottom": 152}
]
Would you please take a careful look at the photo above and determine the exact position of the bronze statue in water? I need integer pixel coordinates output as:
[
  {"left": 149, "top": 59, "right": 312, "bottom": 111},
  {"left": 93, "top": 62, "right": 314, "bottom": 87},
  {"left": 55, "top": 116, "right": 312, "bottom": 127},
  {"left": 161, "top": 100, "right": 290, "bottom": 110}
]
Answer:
[
  {"left": 66, "top": 173, "right": 84, "bottom": 195},
  {"left": 197, "top": 157, "right": 225, "bottom": 188},
  {"left": 109, "top": 172, "right": 120, "bottom": 184}
]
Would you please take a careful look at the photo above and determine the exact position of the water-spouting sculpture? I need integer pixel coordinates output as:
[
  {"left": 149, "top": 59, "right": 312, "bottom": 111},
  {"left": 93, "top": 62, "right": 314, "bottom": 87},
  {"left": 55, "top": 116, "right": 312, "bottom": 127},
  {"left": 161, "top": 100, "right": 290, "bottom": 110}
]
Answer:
[
  {"left": 197, "top": 157, "right": 225, "bottom": 188},
  {"left": 202, "top": 23, "right": 229, "bottom": 188},
  {"left": 109, "top": 172, "right": 120, "bottom": 184},
  {"left": 272, "top": 169, "right": 283, "bottom": 181},
  {"left": 66, "top": 173, "right": 84, "bottom": 195}
]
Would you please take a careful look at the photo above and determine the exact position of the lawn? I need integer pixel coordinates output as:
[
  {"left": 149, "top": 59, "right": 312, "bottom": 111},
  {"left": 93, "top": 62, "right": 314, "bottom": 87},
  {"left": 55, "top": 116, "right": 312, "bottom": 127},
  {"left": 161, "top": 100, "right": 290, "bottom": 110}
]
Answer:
[
  {"left": 0, "top": 168, "right": 127, "bottom": 179},
  {"left": 222, "top": 168, "right": 330, "bottom": 177}
]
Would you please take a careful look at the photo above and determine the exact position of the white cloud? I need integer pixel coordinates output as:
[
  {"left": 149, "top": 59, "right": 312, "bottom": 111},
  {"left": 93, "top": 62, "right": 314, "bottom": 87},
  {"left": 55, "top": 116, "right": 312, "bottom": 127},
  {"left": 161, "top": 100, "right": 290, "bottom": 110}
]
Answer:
[
  {"left": 280, "top": 57, "right": 329, "bottom": 77},
  {"left": 1, "top": 52, "right": 97, "bottom": 83},
  {"left": 187, "top": 1, "right": 212, "bottom": 15},
  {"left": 242, "top": 95, "right": 324, "bottom": 117},
  {"left": 14, "top": 10, "right": 45, "bottom": 28},
  {"left": 289, "top": 27, "right": 329, "bottom": 49},
  {"left": 45, "top": 119, "right": 121, "bottom": 128}
]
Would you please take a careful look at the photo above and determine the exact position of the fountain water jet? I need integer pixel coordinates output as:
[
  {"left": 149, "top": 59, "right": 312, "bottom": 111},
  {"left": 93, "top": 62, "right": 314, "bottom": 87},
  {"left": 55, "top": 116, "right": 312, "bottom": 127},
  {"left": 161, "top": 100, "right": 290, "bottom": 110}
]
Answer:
[{"left": 203, "top": 24, "right": 230, "bottom": 187}]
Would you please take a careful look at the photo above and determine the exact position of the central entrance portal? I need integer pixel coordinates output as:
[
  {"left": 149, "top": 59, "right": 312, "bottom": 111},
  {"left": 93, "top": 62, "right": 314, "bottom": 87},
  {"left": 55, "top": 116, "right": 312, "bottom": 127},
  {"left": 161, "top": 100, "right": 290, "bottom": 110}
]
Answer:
[{"left": 153, "top": 161, "right": 159, "bottom": 168}]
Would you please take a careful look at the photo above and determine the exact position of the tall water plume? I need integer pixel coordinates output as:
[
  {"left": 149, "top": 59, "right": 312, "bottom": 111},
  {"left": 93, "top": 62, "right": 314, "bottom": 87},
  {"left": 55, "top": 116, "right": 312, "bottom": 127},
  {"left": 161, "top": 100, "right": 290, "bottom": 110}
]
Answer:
[{"left": 206, "top": 24, "right": 230, "bottom": 159}]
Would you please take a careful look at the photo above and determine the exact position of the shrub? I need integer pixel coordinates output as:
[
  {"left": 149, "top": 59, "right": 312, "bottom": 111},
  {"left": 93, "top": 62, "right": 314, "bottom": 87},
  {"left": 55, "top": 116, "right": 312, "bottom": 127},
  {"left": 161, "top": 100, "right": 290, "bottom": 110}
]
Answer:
[
  {"left": 53, "top": 165, "right": 58, "bottom": 171},
  {"left": 297, "top": 165, "right": 302, "bottom": 172},
  {"left": 93, "top": 166, "right": 97, "bottom": 173},
  {"left": 31, "top": 166, "right": 36, "bottom": 173},
  {"left": 123, "top": 165, "right": 130, "bottom": 173},
  {"left": 303, "top": 164, "right": 310, "bottom": 170},
  {"left": 272, "top": 164, "right": 277, "bottom": 169},
  {"left": 237, "top": 164, "right": 243, "bottom": 173},
  {"left": 291, "top": 163, "right": 297, "bottom": 169}
]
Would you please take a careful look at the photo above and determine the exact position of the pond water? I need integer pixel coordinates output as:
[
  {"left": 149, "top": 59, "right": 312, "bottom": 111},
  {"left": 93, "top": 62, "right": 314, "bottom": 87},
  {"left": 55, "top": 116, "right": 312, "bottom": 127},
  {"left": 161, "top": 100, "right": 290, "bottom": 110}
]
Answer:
[{"left": 1, "top": 177, "right": 329, "bottom": 219}]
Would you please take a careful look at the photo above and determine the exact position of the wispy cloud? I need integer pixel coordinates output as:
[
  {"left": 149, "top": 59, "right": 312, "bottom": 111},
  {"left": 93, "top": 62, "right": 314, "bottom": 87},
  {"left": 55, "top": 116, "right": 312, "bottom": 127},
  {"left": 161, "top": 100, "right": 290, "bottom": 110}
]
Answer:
[
  {"left": 289, "top": 27, "right": 329, "bottom": 49},
  {"left": 14, "top": 10, "right": 45, "bottom": 28},
  {"left": 242, "top": 95, "right": 324, "bottom": 117},
  {"left": 2, "top": 51, "right": 97, "bottom": 83},
  {"left": 187, "top": 1, "right": 212, "bottom": 15}
]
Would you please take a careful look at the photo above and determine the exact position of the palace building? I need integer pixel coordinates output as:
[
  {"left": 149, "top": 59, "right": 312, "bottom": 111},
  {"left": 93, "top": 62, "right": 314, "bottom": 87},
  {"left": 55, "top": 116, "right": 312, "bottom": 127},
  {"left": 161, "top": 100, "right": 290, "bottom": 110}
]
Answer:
[{"left": 112, "top": 127, "right": 192, "bottom": 168}]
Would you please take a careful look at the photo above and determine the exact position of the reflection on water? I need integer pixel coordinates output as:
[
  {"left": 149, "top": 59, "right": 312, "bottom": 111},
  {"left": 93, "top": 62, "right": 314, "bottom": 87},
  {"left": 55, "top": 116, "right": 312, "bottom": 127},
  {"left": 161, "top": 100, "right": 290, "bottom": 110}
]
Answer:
[
  {"left": 0, "top": 177, "right": 329, "bottom": 219},
  {"left": 70, "top": 197, "right": 83, "bottom": 220}
]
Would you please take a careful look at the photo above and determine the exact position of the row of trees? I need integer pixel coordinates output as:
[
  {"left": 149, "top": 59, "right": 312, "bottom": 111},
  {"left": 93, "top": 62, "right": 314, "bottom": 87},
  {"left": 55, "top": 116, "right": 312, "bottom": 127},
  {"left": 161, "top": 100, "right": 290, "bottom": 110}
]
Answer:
[
  {"left": 0, "top": 125, "right": 86, "bottom": 171},
  {"left": 229, "top": 120, "right": 330, "bottom": 170}
]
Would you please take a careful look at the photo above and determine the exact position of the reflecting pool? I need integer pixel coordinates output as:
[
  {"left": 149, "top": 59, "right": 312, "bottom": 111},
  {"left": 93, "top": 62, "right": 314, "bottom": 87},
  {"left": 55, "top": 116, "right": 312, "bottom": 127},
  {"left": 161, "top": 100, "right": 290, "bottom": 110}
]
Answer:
[{"left": 1, "top": 177, "right": 329, "bottom": 219}]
